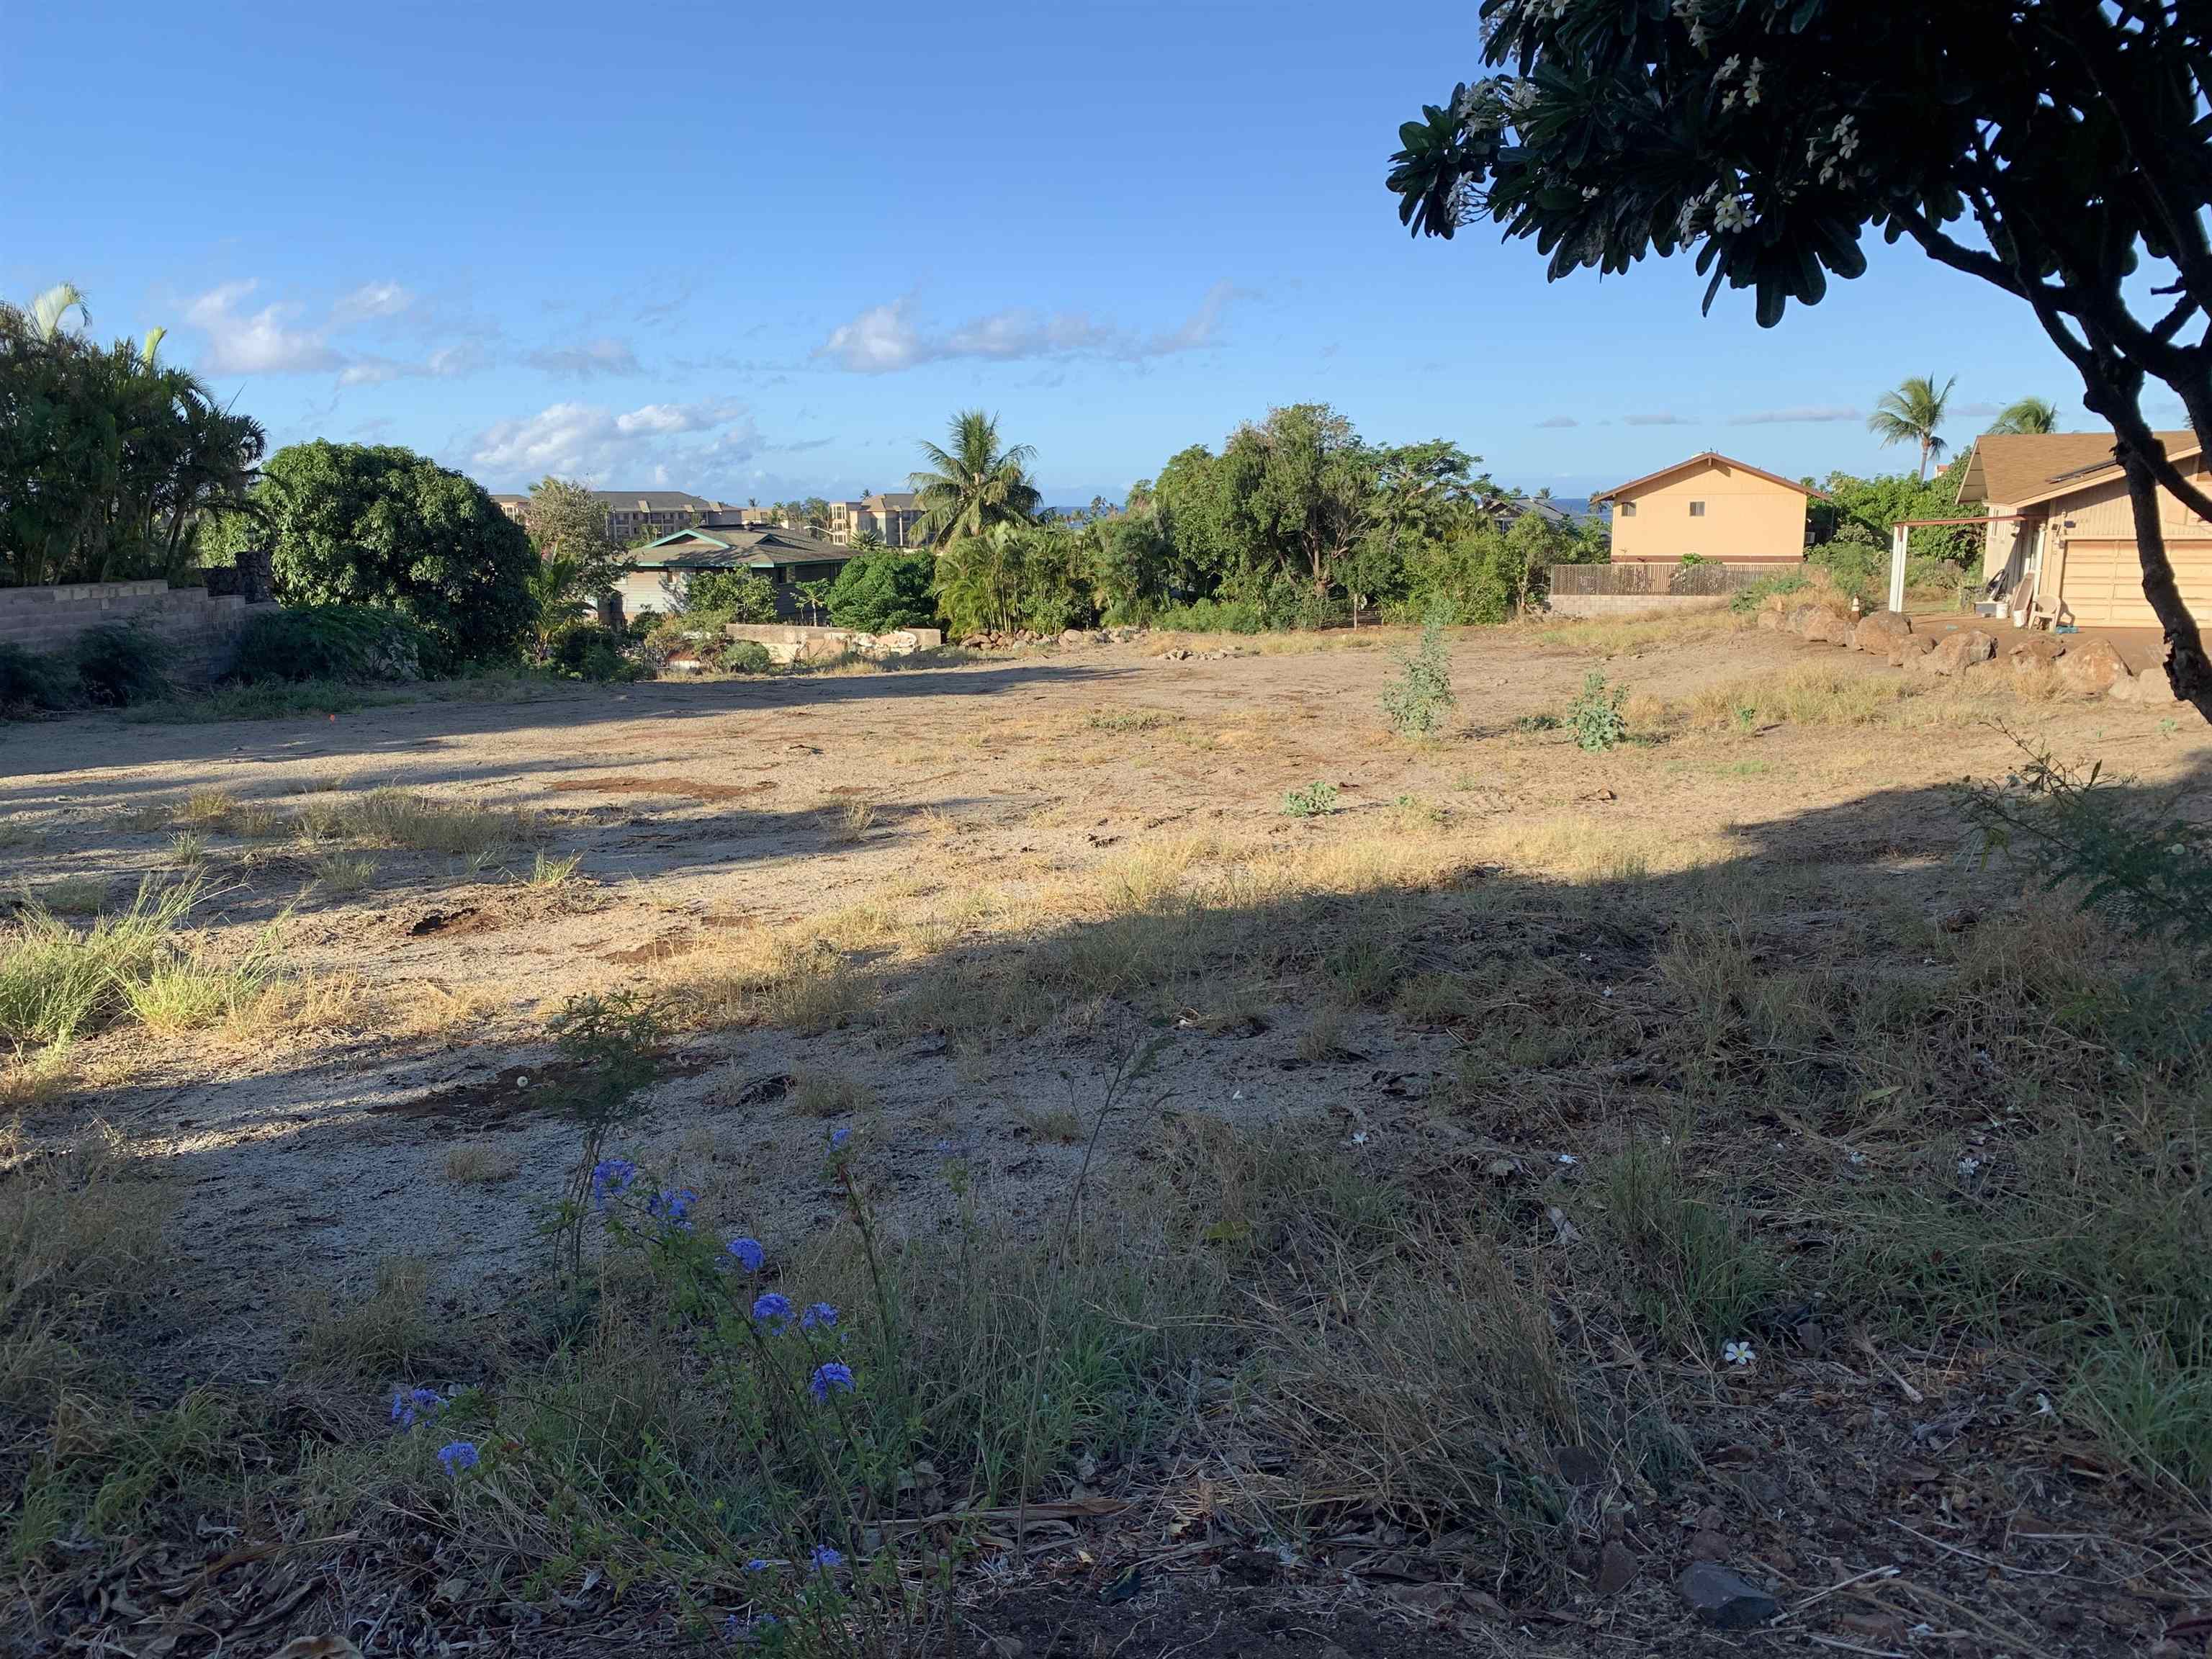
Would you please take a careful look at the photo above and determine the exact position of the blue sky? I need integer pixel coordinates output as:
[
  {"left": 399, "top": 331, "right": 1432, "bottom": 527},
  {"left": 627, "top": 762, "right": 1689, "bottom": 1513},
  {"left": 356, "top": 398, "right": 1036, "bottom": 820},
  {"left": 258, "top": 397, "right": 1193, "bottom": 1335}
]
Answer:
[{"left": 5, "top": 0, "right": 2116, "bottom": 506}]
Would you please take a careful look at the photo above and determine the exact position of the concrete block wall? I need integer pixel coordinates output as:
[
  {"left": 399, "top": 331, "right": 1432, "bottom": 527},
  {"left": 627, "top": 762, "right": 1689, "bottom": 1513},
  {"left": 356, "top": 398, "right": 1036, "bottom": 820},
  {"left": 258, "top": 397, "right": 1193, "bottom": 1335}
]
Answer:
[{"left": 0, "top": 580, "right": 272, "bottom": 683}]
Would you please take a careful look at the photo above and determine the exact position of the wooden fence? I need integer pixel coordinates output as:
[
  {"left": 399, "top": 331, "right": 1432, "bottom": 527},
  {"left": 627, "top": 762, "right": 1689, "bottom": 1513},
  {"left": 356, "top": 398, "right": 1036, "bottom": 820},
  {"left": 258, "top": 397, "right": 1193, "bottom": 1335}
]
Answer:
[{"left": 1546, "top": 562, "right": 1780, "bottom": 598}]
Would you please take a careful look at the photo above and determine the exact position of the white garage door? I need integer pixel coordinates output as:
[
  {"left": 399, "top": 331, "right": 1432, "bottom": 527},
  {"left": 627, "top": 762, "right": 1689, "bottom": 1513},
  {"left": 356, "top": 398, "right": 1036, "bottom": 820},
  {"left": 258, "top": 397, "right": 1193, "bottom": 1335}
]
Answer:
[{"left": 2059, "top": 539, "right": 2212, "bottom": 628}]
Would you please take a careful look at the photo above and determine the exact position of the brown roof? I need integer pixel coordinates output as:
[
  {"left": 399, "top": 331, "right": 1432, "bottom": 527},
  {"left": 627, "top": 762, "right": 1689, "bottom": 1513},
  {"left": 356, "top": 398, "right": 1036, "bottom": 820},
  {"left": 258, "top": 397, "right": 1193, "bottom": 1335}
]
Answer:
[
  {"left": 1954, "top": 431, "right": 2196, "bottom": 506},
  {"left": 1593, "top": 451, "right": 1827, "bottom": 504}
]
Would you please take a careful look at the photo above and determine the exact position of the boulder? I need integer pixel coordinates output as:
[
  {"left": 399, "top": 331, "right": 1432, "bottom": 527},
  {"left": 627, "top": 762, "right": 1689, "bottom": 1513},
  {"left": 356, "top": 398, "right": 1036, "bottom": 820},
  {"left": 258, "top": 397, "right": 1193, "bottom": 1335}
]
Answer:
[
  {"left": 1679, "top": 1563, "right": 1779, "bottom": 1629},
  {"left": 1851, "top": 610, "right": 1912, "bottom": 654},
  {"left": 1754, "top": 607, "right": 1783, "bottom": 631},
  {"left": 1787, "top": 603, "right": 1851, "bottom": 644},
  {"left": 2008, "top": 633, "right": 2066, "bottom": 662},
  {"left": 2055, "top": 637, "right": 2129, "bottom": 695},
  {"left": 2109, "top": 666, "right": 2182, "bottom": 704},
  {"left": 1887, "top": 634, "right": 1936, "bottom": 667},
  {"left": 1924, "top": 629, "right": 1997, "bottom": 676}
]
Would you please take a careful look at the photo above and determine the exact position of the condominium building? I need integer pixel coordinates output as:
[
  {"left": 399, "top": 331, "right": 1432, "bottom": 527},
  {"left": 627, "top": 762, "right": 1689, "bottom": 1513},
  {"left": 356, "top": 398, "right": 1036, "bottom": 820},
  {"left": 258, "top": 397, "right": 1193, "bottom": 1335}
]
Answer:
[
  {"left": 826, "top": 492, "right": 926, "bottom": 549},
  {"left": 491, "top": 490, "right": 769, "bottom": 543}
]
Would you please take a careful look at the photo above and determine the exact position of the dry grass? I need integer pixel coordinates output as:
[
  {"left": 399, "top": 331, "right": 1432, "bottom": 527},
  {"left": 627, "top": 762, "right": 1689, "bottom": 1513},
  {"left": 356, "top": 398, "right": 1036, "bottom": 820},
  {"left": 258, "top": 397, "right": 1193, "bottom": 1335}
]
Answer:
[
  {"left": 789, "top": 1069, "right": 873, "bottom": 1119},
  {"left": 302, "top": 1255, "right": 455, "bottom": 1377},
  {"left": 297, "top": 788, "right": 541, "bottom": 856},
  {"left": 31, "top": 878, "right": 110, "bottom": 916},
  {"left": 310, "top": 851, "right": 378, "bottom": 896},
  {"left": 441, "top": 1140, "right": 523, "bottom": 1184},
  {"left": 1527, "top": 608, "right": 1740, "bottom": 655},
  {"left": 830, "top": 799, "right": 876, "bottom": 843}
]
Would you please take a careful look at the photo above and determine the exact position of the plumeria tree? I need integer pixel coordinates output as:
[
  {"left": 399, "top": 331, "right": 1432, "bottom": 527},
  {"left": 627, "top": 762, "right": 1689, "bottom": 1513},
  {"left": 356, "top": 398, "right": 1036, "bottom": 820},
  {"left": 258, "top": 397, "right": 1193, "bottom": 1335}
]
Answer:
[{"left": 1387, "top": 0, "right": 2212, "bottom": 717}]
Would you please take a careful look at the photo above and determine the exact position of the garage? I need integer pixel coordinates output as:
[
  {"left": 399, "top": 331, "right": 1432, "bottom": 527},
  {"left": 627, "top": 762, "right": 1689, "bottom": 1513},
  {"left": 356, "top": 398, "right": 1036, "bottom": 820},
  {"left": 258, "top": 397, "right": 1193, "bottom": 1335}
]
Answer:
[{"left": 2056, "top": 538, "right": 2212, "bottom": 629}]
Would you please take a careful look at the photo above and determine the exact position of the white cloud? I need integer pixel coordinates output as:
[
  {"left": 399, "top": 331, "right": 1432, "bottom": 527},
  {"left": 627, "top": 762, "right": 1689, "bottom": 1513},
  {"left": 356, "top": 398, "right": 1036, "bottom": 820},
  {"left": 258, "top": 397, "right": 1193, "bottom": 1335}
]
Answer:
[
  {"left": 1732, "top": 405, "right": 1860, "bottom": 424},
  {"left": 337, "top": 342, "right": 490, "bottom": 387},
  {"left": 820, "top": 282, "right": 1244, "bottom": 374},
  {"left": 184, "top": 281, "right": 341, "bottom": 375},
  {"left": 524, "top": 337, "right": 643, "bottom": 379},
  {"left": 1623, "top": 411, "right": 1695, "bottom": 426},
  {"left": 331, "top": 282, "right": 413, "bottom": 325},
  {"left": 468, "top": 398, "right": 760, "bottom": 483},
  {"left": 1534, "top": 415, "right": 1578, "bottom": 429}
]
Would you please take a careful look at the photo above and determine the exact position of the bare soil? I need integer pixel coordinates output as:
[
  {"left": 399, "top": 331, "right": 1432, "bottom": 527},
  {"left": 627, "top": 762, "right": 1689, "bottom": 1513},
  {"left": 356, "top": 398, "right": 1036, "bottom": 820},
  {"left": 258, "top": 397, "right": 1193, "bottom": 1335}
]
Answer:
[{"left": 5, "top": 619, "right": 2210, "bottom": 1656}]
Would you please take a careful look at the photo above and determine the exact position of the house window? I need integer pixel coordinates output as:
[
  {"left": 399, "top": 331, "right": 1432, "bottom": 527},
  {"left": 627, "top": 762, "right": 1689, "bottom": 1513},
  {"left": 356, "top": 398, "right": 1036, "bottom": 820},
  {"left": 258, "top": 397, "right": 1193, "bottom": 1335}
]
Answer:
[
  {"left": 1689, "top": 501, "right": 1707, "bottom": 517},
  {"left": 1618, "top": 501, "right": 1637, "bottom": 518}
]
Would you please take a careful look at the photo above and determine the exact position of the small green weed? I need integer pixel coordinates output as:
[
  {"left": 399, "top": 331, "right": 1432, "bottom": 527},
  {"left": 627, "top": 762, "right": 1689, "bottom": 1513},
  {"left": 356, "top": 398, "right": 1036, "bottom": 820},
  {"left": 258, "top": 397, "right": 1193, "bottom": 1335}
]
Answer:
[
  {"left": 1380, "top": 616, "right": 1455, "bottom": 737},
  {"left": 1281, "top": 781, "right": 1341, "bottom": 818}
]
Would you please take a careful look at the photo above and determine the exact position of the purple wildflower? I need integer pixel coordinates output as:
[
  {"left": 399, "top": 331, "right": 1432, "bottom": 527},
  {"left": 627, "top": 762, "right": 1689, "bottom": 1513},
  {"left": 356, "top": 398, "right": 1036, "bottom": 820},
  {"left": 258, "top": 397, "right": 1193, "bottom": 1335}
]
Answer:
[
  {"left": 590, "top": 1158, "right": 638, "bottom": 1210},
  {"left": 726, "top": 1236, "right": 765, "bottom": 1272},
  {"left": 809, "top": 1545, "right": 843, "bottom": 1570},
  {"left": 799, "top": 1301, "right": 838, "bottom": 1331},
  {"left": 827, "top": 1126, "right": 850, "bottom": 1150},
  {"left": 752, "top": 1292, "right": 793, "bottom": 1328},
  {"left": 436, "top": 1440, "right": 480, "bottom": 1474},
  {"left": 809, "top": 1361, "right": 855, "bottom": 1401}
]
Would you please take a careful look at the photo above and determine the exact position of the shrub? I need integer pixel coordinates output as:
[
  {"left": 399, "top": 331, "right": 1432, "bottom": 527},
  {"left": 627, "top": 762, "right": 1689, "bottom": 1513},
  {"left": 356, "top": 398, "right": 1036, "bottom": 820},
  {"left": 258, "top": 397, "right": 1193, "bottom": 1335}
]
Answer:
[
  {"left": 1727, "top": 570, "right": 1809, "bottom": 614},
  {"left": 549, "top": 623, "right": 637, "bottom": 683},
  {"left": 232, "top": 441, "right": 536, "bottom": 667},
  {"left": 827, "top": 553, "right": 937, "bottom": 632},
  {"left": 232, "top": 603, "right": 428, "bottom": 683},
  {"left": 1152, "top": 596, "right": 1269, "bottom": 634},
  {"left": 1381, "top": 616, "right": 1455, "bottom": 737},
  {"left": 0, "top": 644, "right": 70, "bottom": 714},
  {"left": 70, "top": 624, "right": 169, "bottom": 707},
  {"left": 1567, "top": 672, "right": 1629, "bottom": 752},
  {"left": 1282, "top": 781, "right": 1341, "bottom": 817},
  {"left": 718, "top": 639, "right": 774, "bottom": 674},
  {"left": 683, "top": 570, "right": 778, "bottom": 624}
]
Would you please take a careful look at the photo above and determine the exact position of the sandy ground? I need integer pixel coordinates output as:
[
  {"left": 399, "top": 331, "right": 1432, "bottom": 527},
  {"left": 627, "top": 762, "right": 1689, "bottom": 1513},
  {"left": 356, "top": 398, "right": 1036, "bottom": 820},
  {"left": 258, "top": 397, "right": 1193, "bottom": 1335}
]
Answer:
[{"left": 3, "top": 622, "right": 2206, "bottom": 1366}]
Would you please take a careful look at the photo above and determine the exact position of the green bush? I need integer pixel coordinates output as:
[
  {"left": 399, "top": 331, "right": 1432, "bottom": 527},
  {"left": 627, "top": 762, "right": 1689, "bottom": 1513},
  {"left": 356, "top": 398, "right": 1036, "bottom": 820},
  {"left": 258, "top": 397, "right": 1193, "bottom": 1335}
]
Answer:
[
  {"left": 1282, "top": 781, "right": 1341, "bottom": 817},
  {"left": 549, "top": 623, "right": 638, "bottom": 683},
  {"left": 70, "top": 625, "right": 169, "bottom": 707},
  {"left": 683, "top": 570, "right": 778, "bottom": 624},
  {"left": 828, "top": 553, "right": 937, "bottom": 633},
  {"left": 227, "top": 441, "right": 536, "bottom": 668},
  {"left": 1727, "top": 570, "right": 1810, "bottom": 614},
  {"left": 1567, "top": 672, "right": 1629, "bottom": 752},
  {"left": 1381, "top": 616, "right": 1455, "bottom": 737},
  {"left": 717, "top": 639, "right": 773, "bottom": 674},
  {"left": 1153, "top": 596, "right": 1269, "bottom": 634},
  {"left": 0, "top": 644, "right": 70, "bottom": 714},
  {"left": 232, "top": 604, "right": 428, "bottom": 683}
]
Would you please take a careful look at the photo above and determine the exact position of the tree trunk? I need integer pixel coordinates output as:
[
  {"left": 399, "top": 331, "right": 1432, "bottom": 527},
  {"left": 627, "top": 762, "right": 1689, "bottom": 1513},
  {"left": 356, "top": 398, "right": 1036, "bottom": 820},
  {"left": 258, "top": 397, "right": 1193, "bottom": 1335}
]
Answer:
[{"left": 2115, "top": 446, "right": 2212, "bottom": 721}]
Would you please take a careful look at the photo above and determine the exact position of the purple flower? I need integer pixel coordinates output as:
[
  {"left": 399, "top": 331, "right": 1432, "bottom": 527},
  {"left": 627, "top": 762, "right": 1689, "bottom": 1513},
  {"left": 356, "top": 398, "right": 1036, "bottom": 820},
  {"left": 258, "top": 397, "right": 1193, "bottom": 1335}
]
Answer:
[
  {"left": 827, "top": 1126, "right": 850, "bottom": 1150},
  {"left": 726, "top": 1236, "right": 765, "bottom": 1272},
  {"left": 744, "top": 1558, "right": 773, "bottom": 1573},
  {"left": 809, "top": 1361, "right": 856, "bottom": 1401},
  {"left": 390, "top": 1386, "right": 444, "bottom": 1429},
  {"left": 752, "top": 1292, "right": 793, "bottom": 1328},
  {"left": 436, "top": 1440, "right": 480, "bottom": 1474},
  {"left": 590, "top": 1158, "right": 637, "bottom": 1210},
  {"left": 809, "top": 1545, "right": 843, "bottom": 1570},
  {"left": 799, "top": 1301, "right": 838, "bottom": 1331},
  {"left": 647, "top": 1187, "right": 699, "bottom": 1231}
]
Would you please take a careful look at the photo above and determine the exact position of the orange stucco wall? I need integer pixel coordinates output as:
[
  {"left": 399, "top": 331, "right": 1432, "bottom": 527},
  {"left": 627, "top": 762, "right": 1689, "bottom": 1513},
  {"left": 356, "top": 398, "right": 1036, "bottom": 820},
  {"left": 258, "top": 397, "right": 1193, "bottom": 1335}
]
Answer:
[{"left": 1609, "top": 462, "right": 1809, "bottom": 564}]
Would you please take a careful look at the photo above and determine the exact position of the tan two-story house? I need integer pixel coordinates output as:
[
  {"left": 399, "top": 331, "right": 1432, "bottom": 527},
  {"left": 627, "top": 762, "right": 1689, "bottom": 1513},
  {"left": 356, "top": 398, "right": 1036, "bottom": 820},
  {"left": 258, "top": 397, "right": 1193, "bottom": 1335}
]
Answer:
[
  {"left": 1954, "top": 431, "right": 2212, "bottom": 628},
  {"left": 1595, "top": 452, "right": 1822, "bottom": 565}
]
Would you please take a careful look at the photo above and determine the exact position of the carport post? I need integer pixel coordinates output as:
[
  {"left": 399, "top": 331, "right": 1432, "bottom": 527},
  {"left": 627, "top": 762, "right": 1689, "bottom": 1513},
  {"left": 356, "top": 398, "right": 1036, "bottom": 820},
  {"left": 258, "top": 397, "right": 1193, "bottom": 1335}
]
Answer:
[{"left": 1887, "top": 523, "right": 1908, "bottom": 614}]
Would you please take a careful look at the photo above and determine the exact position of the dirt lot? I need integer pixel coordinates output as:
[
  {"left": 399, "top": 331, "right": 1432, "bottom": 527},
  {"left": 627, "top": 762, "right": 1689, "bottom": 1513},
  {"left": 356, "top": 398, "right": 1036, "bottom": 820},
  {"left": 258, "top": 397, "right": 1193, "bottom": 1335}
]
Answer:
[{"left": 6, "top": 613, "right": 2212, "bottom": 1657}]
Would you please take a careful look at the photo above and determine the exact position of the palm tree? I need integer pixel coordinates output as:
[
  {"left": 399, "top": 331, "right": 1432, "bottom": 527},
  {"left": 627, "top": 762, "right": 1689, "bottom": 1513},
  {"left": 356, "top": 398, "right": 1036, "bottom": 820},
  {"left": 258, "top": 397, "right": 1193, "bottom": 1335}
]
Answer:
[
  {"left": 1868, "top": 374, "right": 1957, "bottom": 480},
  {"left": 909, "top": 410, "right": 1042, "bottom": 549},
  {"left": 1987, "top": 397, "right": 2059, "bottom": 436},
  {"left": 27, "top": 282, "right": 89, "bottom": 341}
]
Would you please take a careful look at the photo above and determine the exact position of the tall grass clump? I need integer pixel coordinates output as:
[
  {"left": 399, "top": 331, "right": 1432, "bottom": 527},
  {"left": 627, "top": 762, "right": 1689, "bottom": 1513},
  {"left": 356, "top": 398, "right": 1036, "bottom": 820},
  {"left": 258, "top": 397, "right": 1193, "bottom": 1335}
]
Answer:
[{"left": 0, "top": 882, "right": 199, "bottom": 1046}]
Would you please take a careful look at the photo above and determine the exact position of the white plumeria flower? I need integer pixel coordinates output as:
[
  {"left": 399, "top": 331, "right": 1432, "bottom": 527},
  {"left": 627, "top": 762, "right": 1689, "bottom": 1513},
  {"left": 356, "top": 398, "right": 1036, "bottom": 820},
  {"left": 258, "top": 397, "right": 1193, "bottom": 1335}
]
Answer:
[
  {"left": 1958, "top": 1156, "right": 1983, "bottom": 1177},
  {"left": 1350, "top": 1130, "right": 1370, "bottom": 1146},
  {"left": 1723, "top": 1341, "right": 1755, "bottom": 1368}
]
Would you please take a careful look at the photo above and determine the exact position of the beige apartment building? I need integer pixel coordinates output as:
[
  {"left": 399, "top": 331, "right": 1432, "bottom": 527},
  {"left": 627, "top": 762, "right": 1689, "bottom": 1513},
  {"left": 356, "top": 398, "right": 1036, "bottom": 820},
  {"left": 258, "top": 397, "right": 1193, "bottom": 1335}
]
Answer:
[
  {"left": 490, "top": 490, "right": 770, "bottom": 543},
  {"left": 826, "top": 493, "right": 926, "bottom": 549},
  {"left": 1596, "top": 452, "right": 1821, "bottom": 564}
]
